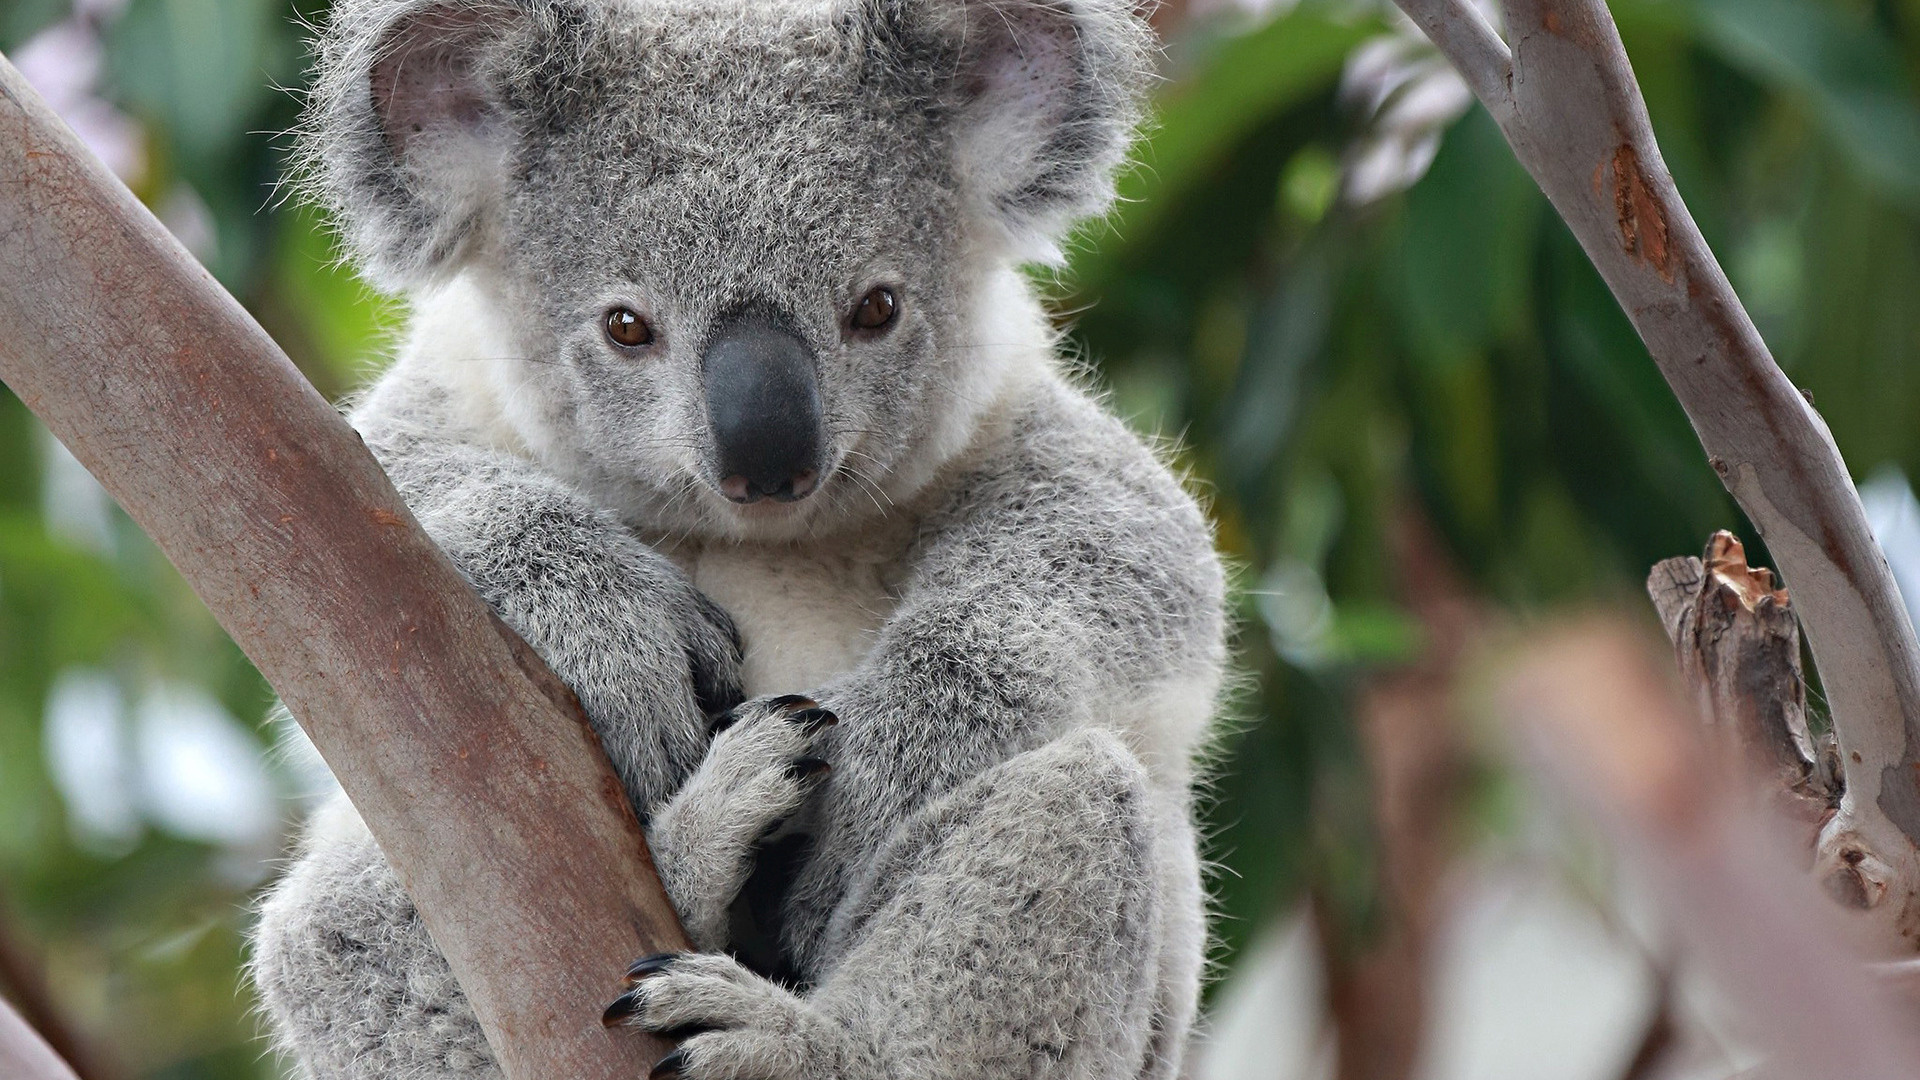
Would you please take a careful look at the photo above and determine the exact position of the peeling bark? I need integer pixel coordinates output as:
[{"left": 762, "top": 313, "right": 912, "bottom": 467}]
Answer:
[{"left": 1647, "top": 533, "right": 1834, "bottom": 826}]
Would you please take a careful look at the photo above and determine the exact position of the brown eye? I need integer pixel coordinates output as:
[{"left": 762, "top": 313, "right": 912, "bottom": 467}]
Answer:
[
  {"left": 605, "top": 307, "right": 653, "bottom": 348},
  {"left": 851, "top": 287, "right": 898, "bottom": 332}
]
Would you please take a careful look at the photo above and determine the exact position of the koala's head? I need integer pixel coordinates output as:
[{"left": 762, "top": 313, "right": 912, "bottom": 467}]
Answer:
[{"left": 307, "top": 0, "right": 1151, "bottom": 539}]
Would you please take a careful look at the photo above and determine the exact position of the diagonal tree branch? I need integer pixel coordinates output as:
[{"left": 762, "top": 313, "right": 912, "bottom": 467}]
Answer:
[
  {"left": 1395, "top": 0, "right": 1920, "bottom": 949},
  {"left": 1497, "top": 621, "right": 1920, "bottom": 1077},
  {"left": 0, "top": 53, "right": 686, "bottom": 1078},
  {"left": 1, "top": 995, "right": 82, "bottom": 1080},
  {"left": 1390, "top": 0, "right": 1514, "bottom": 118},
  {"left": 0, "top": 891, "right": 116, "bottom": 1080}
]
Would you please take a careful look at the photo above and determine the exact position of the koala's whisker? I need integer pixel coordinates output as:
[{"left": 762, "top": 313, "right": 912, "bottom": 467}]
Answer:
[
  {"left": 650, "top": 474, "right": 713, "bottom": 550},
  {"left": 828, "top": 429, "right": 894, "bottom": 447},
  {"left": 834, "top": 462, "right": 890, "bottom": 516},
  {"left": 838, "top": 453, "right": 898, "bottom": 512},
  {"left": 835, "top": 445, "right": 890, "bottom": 473},
  {"left": 937, "top": 341, "right": 1033, "bottom": 352},
  {"left": 616, "top": 435, "right": 707, "bottom": 452},
  {"left": 834, "top": 444, "right": 896, "bottom": 484}
]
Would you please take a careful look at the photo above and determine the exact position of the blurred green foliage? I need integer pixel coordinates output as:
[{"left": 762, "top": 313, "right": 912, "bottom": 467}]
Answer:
[{"left": 5, "top": 0, "right": 1920, "bottom": 1076}]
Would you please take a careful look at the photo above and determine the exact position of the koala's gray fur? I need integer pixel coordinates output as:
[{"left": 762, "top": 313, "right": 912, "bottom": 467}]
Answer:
[{"left": 248, "top": 0, "right": 1228, "bottom": 1077}]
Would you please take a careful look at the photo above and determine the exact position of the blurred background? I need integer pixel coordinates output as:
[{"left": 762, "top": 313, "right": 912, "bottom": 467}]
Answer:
[{"left": 5, "top": 0, "right": 1920, "bottom": 1077}]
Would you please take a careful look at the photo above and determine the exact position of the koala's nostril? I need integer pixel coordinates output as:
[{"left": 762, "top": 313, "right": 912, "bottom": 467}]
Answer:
[
  {"left": 782, "top": 470, "right": 818, "bottom": 501},
  {"left": 720, "top": 475, "right": 756, "bottom": 503},
  {"left": 718, "top": 469, "right": 819, "bottom": 505}
]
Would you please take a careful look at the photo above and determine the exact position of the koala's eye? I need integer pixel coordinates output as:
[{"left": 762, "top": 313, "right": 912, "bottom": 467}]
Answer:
[
  {"left": 604, "top": 307, "right": 654, "bottom": 349},
  {"left": 850, "top": 287, "right": 899, "bottom": 333}
]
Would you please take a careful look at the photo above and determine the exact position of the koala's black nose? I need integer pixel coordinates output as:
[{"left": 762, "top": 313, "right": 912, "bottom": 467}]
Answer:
[{"left": 702, "top": 311, "right": 824, "bottom": 504}]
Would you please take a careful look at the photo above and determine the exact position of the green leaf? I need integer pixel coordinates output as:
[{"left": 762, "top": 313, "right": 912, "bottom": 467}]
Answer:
[{"left": 1685, "top": 0, "right": 1920, "bottom": 202}]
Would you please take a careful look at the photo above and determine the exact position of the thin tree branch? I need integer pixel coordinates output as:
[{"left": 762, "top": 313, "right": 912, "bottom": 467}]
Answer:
[
  {"left": 0, "top": 53, "right": 686, "bottom": 1079},
  {"left": 0, "top": 891, "right": 116, "bottom": 1080},
  {"left": 1613, "top": 974, "right": 1677, "bottom": 1080},
  {"left": 1, "top": 995, "right": 81, "bottom": 1080},
  {"left": 1393, "top": 0, "right": 1514, "bottom": 119},
  {"left": 1396, "top": 0, "right": 1920, "bottom": 948},
  {"left": 1318, "top": 502, "right": 1475, "bottom": 1080}
]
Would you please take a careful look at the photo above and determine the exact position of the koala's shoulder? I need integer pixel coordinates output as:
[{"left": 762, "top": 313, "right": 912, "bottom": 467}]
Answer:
[{"left": 938, "top": 374, "right": 1213, "bottom": 543}]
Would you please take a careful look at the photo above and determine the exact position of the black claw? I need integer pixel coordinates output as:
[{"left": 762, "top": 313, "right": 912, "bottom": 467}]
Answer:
[
  {"left": 659, "top": 1022, "right": 717, "bottom": 1041},
  {"left": 650, "top": 1048, "right": 689, "bottom": 1079},
  {"left": 601, "top": 991, "right": 642, "bottom": 1028},
  {"left": 787, "top": 706, "right": 838, "bottom": 734},
  {"left": 623, "top": 952, "right": 682, "bottom": 986},
  {"left": 785, "top": 757, "right": 831, "bottom": 781},
  {"left": 767, "top": 693, "right": 817, "bottom": 712}
]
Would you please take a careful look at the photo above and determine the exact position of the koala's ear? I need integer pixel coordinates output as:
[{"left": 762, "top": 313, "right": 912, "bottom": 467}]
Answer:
[
  {"left": 304, "top": 0, "right": 541, "bottom": 290},
  {"left": 860, "top": 0, "right": 1154, "bottom": 263}
]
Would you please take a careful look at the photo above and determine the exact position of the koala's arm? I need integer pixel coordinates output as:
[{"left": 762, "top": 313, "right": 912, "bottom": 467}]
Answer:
[
  {"left": 786, "top": 379, "right": 1227, "bottom": 968},
  {"left": 349, "top": 373, "right": 741, "bottom": 806}
]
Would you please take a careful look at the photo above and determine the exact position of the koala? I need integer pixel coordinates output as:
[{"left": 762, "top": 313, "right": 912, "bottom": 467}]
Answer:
[{"left": 247, "top": 0, "right": 1227, "bottom": 1078}]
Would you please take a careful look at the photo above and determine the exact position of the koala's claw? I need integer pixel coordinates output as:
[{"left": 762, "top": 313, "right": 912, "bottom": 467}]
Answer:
[
  {"left": 709, "top": 694, "right": 821, "bottom": 737},
  {"left": 601, "top": 993, "right": 642, "bottom": 1027},
  {"left": 788, "top": 707, "right": 838, "bottom": 734},
  {"left": 785, "top": 756, "right": 831, "bottom": 780},
  {"left": 623, "top": 952, "right": 683, "bottom": 986},
  {"left": 650, "top": 1048, "right": 689, "bottom": 1079},
  {"left": 603, "top": 953, "right": 846, "bottom": 1080},
  {"left": 601, "top": 950, "right": 693, "bottom": 1026}
]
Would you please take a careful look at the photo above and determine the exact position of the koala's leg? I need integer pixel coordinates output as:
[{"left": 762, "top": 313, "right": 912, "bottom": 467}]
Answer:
[
  {"left": 606, "top": 729, "right": 1184, "bottom": 1080},
  {"left": 250, "top": 797, "right": 498, "bottom": 1080}
]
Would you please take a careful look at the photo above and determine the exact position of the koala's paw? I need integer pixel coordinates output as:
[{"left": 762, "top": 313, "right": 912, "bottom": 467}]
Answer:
[
  {"left": 688, "top": 693, "right": 837, "bottom": 843},
  {"left": 648, "top": 695, "right": 835, "bottom": 949},
  {"left": 602, "top": 953, "right": 851, "bottom": 1080}
]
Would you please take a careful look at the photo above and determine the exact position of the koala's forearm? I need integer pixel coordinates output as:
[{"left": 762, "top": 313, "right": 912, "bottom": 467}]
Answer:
[{"left": 350, "top": 386, "right": 742, "bottom": 804}]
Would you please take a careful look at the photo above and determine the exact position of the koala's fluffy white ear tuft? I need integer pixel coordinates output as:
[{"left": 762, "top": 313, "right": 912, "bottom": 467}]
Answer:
[
  {"left": 305, "top": 0, "right": 536, "bottom": 290},
  {"left": 863, "top": 0, "right": 1155, "bottom": 264}
]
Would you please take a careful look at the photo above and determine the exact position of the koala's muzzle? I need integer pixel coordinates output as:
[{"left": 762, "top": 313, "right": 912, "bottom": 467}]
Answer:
[{"left": 703, "top": 312, "right": 825, "bottom": 504}]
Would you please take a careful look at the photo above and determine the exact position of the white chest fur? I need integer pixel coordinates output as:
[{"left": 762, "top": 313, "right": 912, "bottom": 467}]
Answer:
[{"left": 661, "top": 526, "right": 912, "bottom": 699}]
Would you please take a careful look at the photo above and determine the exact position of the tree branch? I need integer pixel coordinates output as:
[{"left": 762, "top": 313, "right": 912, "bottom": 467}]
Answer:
[
  {"left": 1391, "top": 0, "right": 1514, "bottom": 118},
  {"left": 1318, "top": 503, "right": 1475, "bottom": 1080},
  {"left": 0, "top": 53, "right": 686, "bottom": 1078},
  {"left": 1397, "top": 0, "right": 1920, "bottom": 948},
  {"left": 0, "top": 891, "right": 116, "bottom": 1080},
  {"left": 1, "top": 995, "right": 81, "bottom": 1080},
  {"left": 1497, "top": 621, "right": 1920, "bottom": 1078}
]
